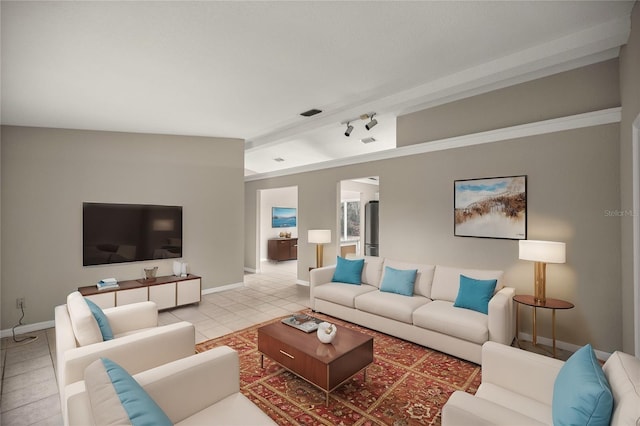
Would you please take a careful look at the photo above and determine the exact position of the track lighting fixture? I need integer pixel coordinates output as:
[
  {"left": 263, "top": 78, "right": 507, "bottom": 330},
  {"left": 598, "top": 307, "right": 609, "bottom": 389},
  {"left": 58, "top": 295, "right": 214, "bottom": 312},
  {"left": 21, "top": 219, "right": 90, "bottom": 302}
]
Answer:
[
  {"left": 344, "top": 122, "right": 354, "bottom": 137},
  {"left": 365, "top": 113, "right": 377, "bottom": 130},
  {"left": 341, "top": 112, "right": 379, "bottom": 137}
]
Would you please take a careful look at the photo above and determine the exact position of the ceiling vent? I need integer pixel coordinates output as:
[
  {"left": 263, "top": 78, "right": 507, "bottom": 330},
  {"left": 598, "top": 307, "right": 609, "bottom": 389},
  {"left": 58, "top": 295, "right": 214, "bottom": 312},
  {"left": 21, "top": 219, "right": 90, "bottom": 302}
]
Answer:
[
  {"left": 361, "top": 137, "right": 376, "bottom": 144},
  {"left": 300, "top": 108, "right": 322, "bottom": 117},
  {"left": 273, "top": 157, "right": 285, "bottom": 162}
]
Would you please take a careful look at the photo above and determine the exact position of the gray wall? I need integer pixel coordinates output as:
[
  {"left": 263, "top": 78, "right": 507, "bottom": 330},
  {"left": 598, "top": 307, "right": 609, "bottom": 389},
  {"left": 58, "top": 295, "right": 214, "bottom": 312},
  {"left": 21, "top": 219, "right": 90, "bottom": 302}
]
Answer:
[
  {"left": 1, "top": 126, "right": 245, "bottom": 329},
  {"left": 245, "top": 61, "right": 626, "bottom": 353},
  {"left": 398, "top": 59, "right": 620, "bottom": 146},
  {"left": 619, "top": 2, "right": 640, "bottom": 354}
]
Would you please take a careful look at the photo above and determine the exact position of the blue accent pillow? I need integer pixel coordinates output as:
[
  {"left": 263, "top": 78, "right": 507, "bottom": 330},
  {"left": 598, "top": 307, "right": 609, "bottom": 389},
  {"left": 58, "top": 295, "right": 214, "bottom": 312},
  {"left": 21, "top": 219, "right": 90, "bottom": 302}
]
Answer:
[
  {"left": 85, "top": 298, "right": 114, "bottom": 341},
  {"left": 453, "top": 275, "right": 497, "bottom": 314},
  {"left": 552, "top": 344, "right": 613, "bottom": 426},
  {"left": 331, "top": 257, "right": 364, "bottom": 285},
  {"left": 102, "top": 358, "right": 173, "bottom": 426},
  {"left": 379, "top": 266, "right": 418, "bottom": 296}
]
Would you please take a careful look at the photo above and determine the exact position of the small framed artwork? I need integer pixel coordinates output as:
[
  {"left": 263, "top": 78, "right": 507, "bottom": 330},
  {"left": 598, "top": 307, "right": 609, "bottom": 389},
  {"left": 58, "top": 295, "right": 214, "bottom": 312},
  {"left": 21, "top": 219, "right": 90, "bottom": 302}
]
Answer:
[
  {"left": 454, "top": 175, "right": 527, "bottom": 240},
  {"left": 272, "top": 207, "right": 297, "bottom": 228}
]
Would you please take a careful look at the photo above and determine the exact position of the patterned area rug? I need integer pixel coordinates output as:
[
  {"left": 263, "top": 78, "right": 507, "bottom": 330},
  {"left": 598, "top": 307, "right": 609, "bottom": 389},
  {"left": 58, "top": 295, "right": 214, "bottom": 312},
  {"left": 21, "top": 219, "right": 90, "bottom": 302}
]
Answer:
[{"left": 196, "top": 310, "right": 481, "bottom": 425}]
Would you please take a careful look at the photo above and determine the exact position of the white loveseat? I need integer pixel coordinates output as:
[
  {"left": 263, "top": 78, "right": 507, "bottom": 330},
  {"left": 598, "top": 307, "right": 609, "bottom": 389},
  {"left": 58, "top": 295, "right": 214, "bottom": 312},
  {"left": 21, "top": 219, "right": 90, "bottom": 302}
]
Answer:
[
  {"left": 310, "top": 256, "right": 515, "bottom": 364},
  {"left": 55, "top": 296, "right": 196, "bottom": 421},
  {"left": 66, "top": 346, "right": 277, "bottom": 425},
  {"left": 442, "top": 341, "right": 640, "bottom": 425}
]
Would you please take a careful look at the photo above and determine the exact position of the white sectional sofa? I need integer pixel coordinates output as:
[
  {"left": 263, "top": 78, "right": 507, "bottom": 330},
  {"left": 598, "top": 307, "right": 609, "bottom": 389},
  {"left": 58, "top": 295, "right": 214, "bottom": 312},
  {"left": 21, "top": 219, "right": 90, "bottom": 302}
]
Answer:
[
  {"left": 310, "top": 256, "right": 515, "bottom": 364},
  {"left": 66, "top": 346, "right": 277, "bottom": 426}
]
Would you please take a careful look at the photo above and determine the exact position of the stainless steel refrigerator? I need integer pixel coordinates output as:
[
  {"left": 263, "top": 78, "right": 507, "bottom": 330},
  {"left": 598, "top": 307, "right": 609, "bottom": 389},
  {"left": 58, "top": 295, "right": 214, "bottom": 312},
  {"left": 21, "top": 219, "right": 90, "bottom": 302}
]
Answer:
[{"left": 365, "top": 200, "right": 379, "bottom": 256}]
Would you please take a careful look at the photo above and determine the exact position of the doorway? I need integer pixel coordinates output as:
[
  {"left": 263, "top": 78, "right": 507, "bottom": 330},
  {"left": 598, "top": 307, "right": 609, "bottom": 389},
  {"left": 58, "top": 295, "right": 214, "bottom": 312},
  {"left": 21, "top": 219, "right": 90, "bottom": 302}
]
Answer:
[
  {"left": 257, "top": 186, "right": 298, "bottom": 273},
  {"left": 339, "top": 177, "right": 379, "bottom": 257}
]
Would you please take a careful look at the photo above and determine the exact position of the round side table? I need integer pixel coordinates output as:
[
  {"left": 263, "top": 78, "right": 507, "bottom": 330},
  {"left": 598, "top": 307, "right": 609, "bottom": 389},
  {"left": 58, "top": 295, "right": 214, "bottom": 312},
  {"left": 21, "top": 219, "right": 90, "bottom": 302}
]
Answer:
[{"left": 513, "top": 295, "right": 574, "bottom": 358}]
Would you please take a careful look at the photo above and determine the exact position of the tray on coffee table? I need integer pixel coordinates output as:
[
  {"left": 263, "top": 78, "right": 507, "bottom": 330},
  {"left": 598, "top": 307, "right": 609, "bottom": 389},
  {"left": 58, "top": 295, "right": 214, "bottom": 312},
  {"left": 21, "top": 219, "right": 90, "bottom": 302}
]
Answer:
[{"left": 280, "top": 313, "right": 323, "bottom": 332}]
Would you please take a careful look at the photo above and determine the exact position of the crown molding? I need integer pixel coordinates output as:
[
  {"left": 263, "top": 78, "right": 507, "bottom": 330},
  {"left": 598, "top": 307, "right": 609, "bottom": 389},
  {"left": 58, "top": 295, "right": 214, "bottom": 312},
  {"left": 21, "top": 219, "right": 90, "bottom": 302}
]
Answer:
[{"left": 245, "top": 107, "right": 621, "bottom": 182}]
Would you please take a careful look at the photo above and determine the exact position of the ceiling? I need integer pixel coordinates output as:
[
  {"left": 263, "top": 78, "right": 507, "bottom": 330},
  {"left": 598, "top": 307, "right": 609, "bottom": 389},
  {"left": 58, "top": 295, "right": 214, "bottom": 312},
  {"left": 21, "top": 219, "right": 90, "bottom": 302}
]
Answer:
[{"left": 1, "top": 1, "right": 635, "bottom": 177}]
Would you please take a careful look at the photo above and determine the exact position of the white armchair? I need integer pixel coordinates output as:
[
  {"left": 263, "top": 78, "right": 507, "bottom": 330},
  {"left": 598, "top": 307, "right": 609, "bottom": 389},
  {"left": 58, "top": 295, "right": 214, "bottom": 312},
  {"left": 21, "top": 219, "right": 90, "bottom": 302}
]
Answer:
[
  {"left": 66, "top": 346, "right": 277, "bottom": 425},
  {"left": 55, "top": 294, "right": 196, "bottom": 422},
  {"left": 442, "top": 341, "right": 640, "bottom": 425}
]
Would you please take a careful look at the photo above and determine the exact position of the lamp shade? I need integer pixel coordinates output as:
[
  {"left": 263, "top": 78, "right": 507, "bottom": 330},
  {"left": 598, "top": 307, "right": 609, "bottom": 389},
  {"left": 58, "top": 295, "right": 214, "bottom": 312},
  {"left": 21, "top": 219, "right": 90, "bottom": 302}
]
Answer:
[
  {"left": 519, "top": 240, "right": 566, "bottom": 263},
  {"left": 308, "top": 229, "right": 331, "bottom": 244}
]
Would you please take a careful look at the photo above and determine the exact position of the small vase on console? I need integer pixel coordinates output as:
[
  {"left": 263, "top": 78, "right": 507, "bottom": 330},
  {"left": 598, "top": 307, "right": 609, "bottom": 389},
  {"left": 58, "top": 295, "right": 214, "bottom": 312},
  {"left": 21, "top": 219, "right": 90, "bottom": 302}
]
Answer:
[
  {"left": 173, "top": 261, "right": 182, "bottom": 277},
  {"left": 316, "top": 322, "right": 336, "bottom": 344}
]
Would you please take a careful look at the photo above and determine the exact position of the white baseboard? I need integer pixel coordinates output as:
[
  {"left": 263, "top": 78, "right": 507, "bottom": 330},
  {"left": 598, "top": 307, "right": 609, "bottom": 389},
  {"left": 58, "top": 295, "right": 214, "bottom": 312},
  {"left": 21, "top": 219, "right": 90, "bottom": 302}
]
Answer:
[
  {"left": 244, "top": 266, "right": 259, "bottom": 273},
  {"left": 1, "top": 320, "right": 55, "bottom": 339},
  {"left": 201, "top": 282, "right": 245, "bottom": 295},
  {"left": 296, "top": 279, "right": 309, "bottom": 287},
  {"left": 517, "top": 331, "right": 611, "bottom": 361},
  {"left": 0, "top": 284, "right": 245, "bottom": 338}
]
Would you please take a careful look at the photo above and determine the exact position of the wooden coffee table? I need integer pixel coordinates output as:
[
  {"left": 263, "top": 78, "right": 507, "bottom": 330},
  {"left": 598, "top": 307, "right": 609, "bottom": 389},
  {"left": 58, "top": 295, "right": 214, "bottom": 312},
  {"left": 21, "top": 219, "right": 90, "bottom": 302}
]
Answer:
[{"left": 257, "top": 320, "right": 374, "bottom": 406}]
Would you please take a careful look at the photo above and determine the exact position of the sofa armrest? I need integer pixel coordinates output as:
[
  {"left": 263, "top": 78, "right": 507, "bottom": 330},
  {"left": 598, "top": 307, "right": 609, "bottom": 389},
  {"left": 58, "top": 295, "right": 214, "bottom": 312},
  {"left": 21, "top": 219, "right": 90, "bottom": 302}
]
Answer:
[
  {"left": 481, "top": 341, "right": 563, "bottom": 406},
  {"left": 136, "top": 347, "right": 240, "bottom": 423},
  {"left": 310, "top": 265, "right": 336, "bottom": 305},
  {"left": 442, "top": 390, "right": 546, "bottom": 426},
  {"left": 66, "top": 381, "right": 94, "bottom": 426},
  {"left": 63, "top": 321, "right": 195, "bottom": 390},
  {"left": 488, "top": 287, "right": 515, "bottom": 345},
  {"left": 55, "top": 304, "right": 78, "bottom": 375},
  {"left": 66, "top": 347, "right": 243, "bottom": 426},
  {"left": 104, "top": 301, "right": 158, "bottom": 335}
]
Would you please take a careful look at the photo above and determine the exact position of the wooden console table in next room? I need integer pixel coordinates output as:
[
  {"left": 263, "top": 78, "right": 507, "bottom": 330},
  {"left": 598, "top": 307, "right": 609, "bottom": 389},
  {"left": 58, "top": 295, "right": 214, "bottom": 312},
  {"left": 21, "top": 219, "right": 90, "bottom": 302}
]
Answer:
[{"left": 513, "top": 294, "right": 574, "bottom": 358}]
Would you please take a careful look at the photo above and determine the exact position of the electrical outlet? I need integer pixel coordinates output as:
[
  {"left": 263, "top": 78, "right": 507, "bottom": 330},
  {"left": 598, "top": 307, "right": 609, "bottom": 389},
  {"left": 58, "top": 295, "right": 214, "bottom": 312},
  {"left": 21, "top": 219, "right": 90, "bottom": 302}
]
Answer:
[{"left": 16, "top": 297, "right": 25, "bottom": 309}]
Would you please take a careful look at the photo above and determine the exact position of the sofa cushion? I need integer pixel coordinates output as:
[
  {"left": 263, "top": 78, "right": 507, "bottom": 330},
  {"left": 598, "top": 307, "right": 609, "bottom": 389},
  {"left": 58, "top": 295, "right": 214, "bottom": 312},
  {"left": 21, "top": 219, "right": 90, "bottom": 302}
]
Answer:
[
  {"left": 85, "top": 357, "right": 172, "bottom": 426},
  {"left": 85, "top": 298, "right": 114, "bottom": 341},
  {"left": 412, "top": 300, "right": 488, "bottom": 344},
  {"left": 553, "top": 344, "right": 613, "bottom": 426},
  {"left": 603, "top": 351, "right": 640, "bottom": 425},
  {"left": 453, "top": 275, "right": 497, "bottom": 315},
  {"left": 382, "top": 259, "right": 435, "bottom": 297},
  {"left": 379, "top": 266, "right": 417, "bottom": 297},
  {"left": 355, "top": 291, "right": 430, "bottom": 324},
  {"left": 345, "top": 255, "right": 385, "bottom": 287},
  {"left": 431, "top": 265, "right": 503, "bottom": 302},
  {"left": 66, "top": 291, "right": 103, "bottom": 347},
  {"left": 332, "top": 256, "right": 365, "bottom": 284},
  {"left": 313, "top": 282, "right": 377, "bottom": 308}
]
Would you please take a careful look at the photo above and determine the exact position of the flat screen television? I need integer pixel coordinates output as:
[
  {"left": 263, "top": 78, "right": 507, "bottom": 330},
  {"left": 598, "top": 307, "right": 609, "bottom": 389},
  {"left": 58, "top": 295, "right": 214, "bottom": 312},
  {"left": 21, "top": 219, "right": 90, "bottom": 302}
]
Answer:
[
  {"left": 272, "top": 207, "right": 297, "bottom": 228},
  {"left": 83, "top": 202, "right": 183, "bottom": 266}
]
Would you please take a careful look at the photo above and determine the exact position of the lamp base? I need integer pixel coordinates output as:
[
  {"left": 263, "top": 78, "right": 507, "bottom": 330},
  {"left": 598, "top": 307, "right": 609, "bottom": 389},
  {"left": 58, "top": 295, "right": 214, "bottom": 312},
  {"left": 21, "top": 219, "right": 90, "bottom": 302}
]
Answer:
[
  {"left": 533, "top": 261, "right": 547, "bottom": 304},
  {"left": 316, "top": 244, "right": 324, "bottom": 268}
]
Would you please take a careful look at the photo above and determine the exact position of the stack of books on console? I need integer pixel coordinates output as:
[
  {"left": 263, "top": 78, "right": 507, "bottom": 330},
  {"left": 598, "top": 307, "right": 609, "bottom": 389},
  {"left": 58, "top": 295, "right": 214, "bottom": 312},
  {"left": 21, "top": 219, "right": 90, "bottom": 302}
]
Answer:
[{"left": 96, "top": 278, "right": 119, "bottom": 290}]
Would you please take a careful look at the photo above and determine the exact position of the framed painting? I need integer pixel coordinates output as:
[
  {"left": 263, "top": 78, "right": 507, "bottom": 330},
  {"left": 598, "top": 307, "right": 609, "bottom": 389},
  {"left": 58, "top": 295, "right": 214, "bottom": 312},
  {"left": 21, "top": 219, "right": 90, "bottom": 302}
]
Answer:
[
  {"left": 272, "top": 207, "right": 297, "bottom": 228},
  {"left": 454, "top": 175, "right": 527, "bottom": 240}
]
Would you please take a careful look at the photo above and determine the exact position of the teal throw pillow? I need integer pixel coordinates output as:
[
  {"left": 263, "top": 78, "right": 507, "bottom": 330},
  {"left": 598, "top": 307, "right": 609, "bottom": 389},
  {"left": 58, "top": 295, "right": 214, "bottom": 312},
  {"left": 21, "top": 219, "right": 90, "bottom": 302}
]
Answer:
[
  {"left": 332, "top": 257, "right": 364, "bottom": 285},
  {"left": 552, "top": 344, "right": 613, "bottom": 426},
  {"left": 85, "top": 298, "right": 114, "bottom": 341},
  {"left": 102, "top": 358, "right": 172, "bottom": 426},
  {"left": 453, "top": 275, "right": 497, "bottom": 314},
  {"left": 379, "top": 266, "right": 418, "bottom": 296}
]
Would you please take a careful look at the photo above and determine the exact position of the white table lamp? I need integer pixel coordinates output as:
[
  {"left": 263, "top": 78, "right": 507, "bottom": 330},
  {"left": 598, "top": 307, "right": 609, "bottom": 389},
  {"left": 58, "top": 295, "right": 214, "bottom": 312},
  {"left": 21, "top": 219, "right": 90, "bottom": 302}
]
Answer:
[
  {"left": 519, "top": 240, "right": 566, "bottom": 304},
  {"left": 308, "top": 229, "right": 331, "bottom": 268}
]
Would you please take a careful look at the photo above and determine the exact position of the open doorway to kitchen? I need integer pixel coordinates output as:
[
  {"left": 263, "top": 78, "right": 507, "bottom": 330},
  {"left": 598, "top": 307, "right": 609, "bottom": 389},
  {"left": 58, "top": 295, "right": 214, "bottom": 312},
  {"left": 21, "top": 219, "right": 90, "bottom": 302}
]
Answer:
[
  {"left": 339, "top": 177, "right": 380, "bottom": 258},
  {"left": 257, "top": 186, "right": 298, "bottom": 274}
]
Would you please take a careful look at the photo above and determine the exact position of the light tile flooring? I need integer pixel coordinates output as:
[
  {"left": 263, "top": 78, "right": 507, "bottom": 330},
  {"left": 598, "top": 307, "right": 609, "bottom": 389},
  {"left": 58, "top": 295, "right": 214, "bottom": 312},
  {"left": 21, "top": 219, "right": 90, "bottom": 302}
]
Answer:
[{"left": 0, "top": 260, "right": 307, "bottom": 426}]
